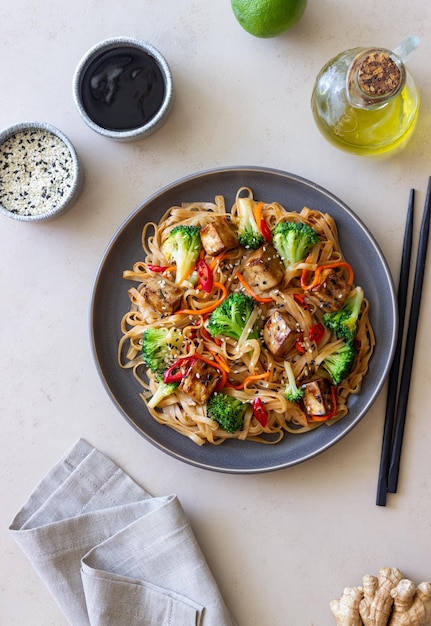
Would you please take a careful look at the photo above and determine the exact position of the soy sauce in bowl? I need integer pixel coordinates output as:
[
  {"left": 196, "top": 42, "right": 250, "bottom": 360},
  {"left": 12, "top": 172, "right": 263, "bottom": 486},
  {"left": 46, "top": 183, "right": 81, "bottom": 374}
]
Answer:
[
  {"left": 80, "top": 46, "right": 165, "bottom": 131},
  {"left": 73, "top": 38, "right": 173, "bottom": 141}
]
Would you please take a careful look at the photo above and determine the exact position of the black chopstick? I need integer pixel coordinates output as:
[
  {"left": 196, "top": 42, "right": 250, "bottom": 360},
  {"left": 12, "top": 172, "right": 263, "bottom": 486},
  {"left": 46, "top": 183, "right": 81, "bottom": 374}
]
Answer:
[
  {"left": 387, "top": 177, "right": 431, "bottom": 493},
  {"left": 376, "top": 189, "right": 415, "bottom": 506}
]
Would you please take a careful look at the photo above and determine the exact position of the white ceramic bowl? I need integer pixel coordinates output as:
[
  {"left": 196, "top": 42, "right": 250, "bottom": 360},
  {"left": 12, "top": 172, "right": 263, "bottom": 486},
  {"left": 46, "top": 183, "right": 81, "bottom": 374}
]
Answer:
[
  {"left": 0, "top": 121, "right": 83, "bottom": 222},
  {"left": 73, "top": 37, "right": 173, "bottom": 142}
]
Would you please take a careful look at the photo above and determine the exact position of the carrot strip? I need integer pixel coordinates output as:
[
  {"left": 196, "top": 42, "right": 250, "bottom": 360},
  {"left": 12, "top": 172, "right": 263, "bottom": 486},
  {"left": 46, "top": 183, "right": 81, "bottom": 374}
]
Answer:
[
  {"left": 216, "top": 368, "right": 228, "bottom": 391},
  {"left": 301, "top": 261, "right": 354, "bottom": 291},
  {"left": 209, "top": 252, "right": 229, "bottom": 271},
  {"left": 176, "top": 282, "right": 227, "bottom": 316},
  {"left": 231, "top": 370, "right": 271, "bottom": 390},
  {"left": 176, "top": 262, "right": 197, "bottom": 284},
  {"left": 165, "top": 352, "right": 227, "bottom": 389},
  {"left": 193, "top": 353, "right": 228, "bottom": 391},
  {"left": 254, "top": 201, "right": 263, "bottom": 229},
  {"left": 194, "top": 353, "right": 221, "bottom": 369},
  {"left": 236, "top": 271, "right": 273, "bottom": 304},
  {"left": 208, "top": 350, "right": 231, "bottom": 373}
]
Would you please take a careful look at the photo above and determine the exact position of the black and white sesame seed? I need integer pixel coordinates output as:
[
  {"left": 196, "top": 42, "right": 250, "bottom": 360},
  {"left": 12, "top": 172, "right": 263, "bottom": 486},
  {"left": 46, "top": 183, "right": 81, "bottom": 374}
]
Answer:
[{"left": 0, "top": 129, "right": 74, "bottom": 216}]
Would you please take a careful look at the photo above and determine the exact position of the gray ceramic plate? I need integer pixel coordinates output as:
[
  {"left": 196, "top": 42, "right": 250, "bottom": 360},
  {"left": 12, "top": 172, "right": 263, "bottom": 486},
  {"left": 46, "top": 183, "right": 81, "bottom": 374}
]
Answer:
[{"left": 90, "top": 166, "right": 397, "bottom": 473}]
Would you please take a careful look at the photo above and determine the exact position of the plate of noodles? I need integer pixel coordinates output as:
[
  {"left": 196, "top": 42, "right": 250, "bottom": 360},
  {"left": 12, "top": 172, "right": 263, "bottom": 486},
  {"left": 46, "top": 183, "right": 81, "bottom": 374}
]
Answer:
[{"left": 91, "top": 166, "right": 396, "bottom": 473}]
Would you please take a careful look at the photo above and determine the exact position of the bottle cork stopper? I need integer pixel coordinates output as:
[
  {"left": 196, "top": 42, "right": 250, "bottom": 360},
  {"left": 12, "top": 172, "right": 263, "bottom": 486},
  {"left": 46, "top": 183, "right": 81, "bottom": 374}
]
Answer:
[{"left": 357, "top": 51, "right": 401, "bottom": 96}]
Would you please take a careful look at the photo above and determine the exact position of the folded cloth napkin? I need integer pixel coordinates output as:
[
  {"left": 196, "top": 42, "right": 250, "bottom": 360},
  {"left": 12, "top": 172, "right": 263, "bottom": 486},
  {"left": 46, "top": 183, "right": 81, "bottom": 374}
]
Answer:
[{"left": 9, "top": 439, "right": 237, "bottom": 626}]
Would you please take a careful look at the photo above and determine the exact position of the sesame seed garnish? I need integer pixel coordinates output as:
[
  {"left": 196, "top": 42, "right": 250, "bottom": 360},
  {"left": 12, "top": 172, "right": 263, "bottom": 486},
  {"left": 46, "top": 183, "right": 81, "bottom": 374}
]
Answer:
[{"left": 0, "top": 129, "right": 74, "bottom": 216}]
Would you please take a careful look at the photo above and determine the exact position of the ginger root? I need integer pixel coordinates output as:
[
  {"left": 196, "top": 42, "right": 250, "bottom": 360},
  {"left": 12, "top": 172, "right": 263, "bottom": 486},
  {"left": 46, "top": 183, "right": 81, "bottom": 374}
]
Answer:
[
  {"left": 360, "top": 567, "right": 404, "bottom": 625},
  {"left": 330, "top": 569, "right": 431, "bottom": 626},
  {"left": 330, "top": 586, "right": 364, "bottom": 626},
  {"left": 389, "top": 580, "right": 431, "bottom": 625}
]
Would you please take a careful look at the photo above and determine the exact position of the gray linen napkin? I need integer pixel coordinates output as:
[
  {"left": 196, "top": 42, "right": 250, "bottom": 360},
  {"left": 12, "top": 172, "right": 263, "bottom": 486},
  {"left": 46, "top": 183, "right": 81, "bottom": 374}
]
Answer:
[{"left": 9, "top": 438, "right": 237, "bottom": 626}]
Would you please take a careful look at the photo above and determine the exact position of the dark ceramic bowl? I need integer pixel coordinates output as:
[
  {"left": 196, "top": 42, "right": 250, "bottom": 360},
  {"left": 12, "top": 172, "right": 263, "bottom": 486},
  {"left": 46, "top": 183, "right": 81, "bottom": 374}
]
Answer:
[{"left": 73, "top": 37, "right": 173, "bottom": 142}]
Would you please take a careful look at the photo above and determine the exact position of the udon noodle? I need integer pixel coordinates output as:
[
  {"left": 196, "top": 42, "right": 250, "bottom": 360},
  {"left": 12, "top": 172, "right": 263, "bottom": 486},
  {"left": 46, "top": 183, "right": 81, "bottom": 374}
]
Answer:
[{"left": 118, "top": 188, "right": 375, "bottom": 446}]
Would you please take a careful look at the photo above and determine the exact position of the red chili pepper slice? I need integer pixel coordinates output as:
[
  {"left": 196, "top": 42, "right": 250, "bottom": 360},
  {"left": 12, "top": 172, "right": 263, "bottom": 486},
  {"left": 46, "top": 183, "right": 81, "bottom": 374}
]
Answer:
[
  {"left": 260, "top": 219, "right": 272, "bottom": 243},
  {"left": 310, "top": 385, "right": 338, "bottom": 422},
  {"left": 253, "top": 398, "right": 268, "bottom": 427},
  {"left": 294, "top": 293, "right": 306, "bottom": 306},
  {"left": 295, "top": 335, "right": 306, "bottom": 354},
  {"left": 196, "top": 259, "right": 214, "bottom": 293},
  {"left": 163, "top": 356, "right": 197, "bottom": 384},
  {"left": 308, "top": 322, "right": 325, "bottom": 344},
  {"left": 296, "top": 323, "right": 325, "bottom": 353},
  {"left": 147, "top": 264, "right": 169, "bottom": 273},
  {"left": 293, "top": 292, "right": 313, "bottom": 311}
]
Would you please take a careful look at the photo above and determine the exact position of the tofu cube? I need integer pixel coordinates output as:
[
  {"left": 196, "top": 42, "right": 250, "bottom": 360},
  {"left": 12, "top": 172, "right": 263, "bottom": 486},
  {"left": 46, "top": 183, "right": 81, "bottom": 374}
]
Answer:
[
  {"left": 141, "top": 276, "right": 184, "bottom": 314},
  {"left": 302, "top": 378, "right": 333, "bottom": 417},
  {"left": 312, "top": 270, "right": 352, "bottom": 312},
  {"left": 243, "top": 244, "right": 284, "bottom": 294},
  {"left": 263, "top": 310, "right": 300, "bottom": 357},
  {"left": 179, "top": 358, "right": 221, "bottom": 405},
  {"left": 200, "top": 218, "right": 239, "bottom": 256}
]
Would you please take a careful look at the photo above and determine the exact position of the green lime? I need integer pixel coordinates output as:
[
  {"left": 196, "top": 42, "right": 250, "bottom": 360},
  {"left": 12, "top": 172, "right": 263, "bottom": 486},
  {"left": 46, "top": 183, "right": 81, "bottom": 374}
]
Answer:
[{"left": 231, "top": 0, "right": 307, "bottom": 38}]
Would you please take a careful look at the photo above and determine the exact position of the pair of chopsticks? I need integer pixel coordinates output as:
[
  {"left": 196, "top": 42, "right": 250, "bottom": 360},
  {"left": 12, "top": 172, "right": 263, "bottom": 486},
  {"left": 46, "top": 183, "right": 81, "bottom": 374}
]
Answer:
[{"left": 376, "top": 177, "right": 431, "bottom": 506}]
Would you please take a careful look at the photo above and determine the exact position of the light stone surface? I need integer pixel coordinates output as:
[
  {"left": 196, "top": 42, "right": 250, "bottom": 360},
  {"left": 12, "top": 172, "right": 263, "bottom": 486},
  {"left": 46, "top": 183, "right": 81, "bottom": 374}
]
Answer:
[{"left": 1, "top": 1, "right": 431, "bottom": 625}]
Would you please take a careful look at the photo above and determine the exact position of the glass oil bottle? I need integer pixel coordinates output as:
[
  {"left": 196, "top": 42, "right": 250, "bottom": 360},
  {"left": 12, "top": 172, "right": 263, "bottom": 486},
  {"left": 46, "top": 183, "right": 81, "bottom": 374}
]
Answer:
[{"left": 311, "top": 36, "right": 420, "bottom": 156}]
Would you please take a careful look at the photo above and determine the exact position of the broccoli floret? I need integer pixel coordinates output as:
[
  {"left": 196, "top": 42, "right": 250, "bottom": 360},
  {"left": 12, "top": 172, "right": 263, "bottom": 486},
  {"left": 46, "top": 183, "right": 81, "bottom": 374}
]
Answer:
[
  {"left": 236, "top": 197, "right": 265, "bottom": 249},
  {"left": 284, "top": 361, "right": 304, "bottom": 403},
  {"left": 162, "top": 225, "right": 202, "bottom": 284},
  {"left": 143, "top": 327, "right": 182, "bottom": 408},
  {"left": 142, "top": 327, "right": 183, "bottom": 374},
  {"left": 323, "top": 286, "right": 364, "bottom": 343},
  {"left": 207, "top": 392, "right": 248, "bottom": 433},
  {"left": 207, "top": 292, "right": 259, "bottom": 341},
  {"left": 321, "top": 342, "right": 357, "bottom": 385},
  {"left": 147, "top": 378, "right": 178, "bottom": 409},
  {"left": 272, "top": 220, "right": 319, "bottom": 267}
]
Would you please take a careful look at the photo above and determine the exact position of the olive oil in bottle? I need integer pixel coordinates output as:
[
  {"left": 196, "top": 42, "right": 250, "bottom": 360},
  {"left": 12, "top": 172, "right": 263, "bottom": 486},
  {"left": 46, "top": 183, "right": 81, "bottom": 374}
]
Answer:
[{"left": 311, "top": 37, "right": 420, "bottom": 156}]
